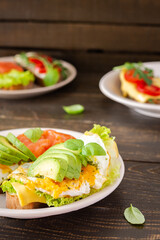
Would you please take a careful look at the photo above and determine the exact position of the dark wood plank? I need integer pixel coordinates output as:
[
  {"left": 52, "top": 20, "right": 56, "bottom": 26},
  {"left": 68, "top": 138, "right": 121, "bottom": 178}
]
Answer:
[
  {"left": 1, "top": 0, "right": 160, "bottom": 25},
  {"left": 0, "top": 72, "right": 159, "bottom": 163},
  {"left": 0, "top": 23, "right": 160, "bottom": 52},
  {"left": 0, "top": 161, "right": 159, "bottom": 240},
  {"left": 1, "top": 48, "right": 160, "bottom": 72}
]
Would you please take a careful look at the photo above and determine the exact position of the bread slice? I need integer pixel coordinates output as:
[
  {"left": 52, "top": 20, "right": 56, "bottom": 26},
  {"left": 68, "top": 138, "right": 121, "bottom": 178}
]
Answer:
[
  {"left": 6, "top": 192, "right": 46, "bottom": 209},
  {"left": 2, "top": 81, "right": 34, "bottom": 90}
]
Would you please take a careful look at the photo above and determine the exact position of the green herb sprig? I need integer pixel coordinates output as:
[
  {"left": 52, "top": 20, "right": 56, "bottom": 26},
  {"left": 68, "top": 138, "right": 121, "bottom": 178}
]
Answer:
[{"left": 113, "top": 62, "right": 153, "bottom": 86}]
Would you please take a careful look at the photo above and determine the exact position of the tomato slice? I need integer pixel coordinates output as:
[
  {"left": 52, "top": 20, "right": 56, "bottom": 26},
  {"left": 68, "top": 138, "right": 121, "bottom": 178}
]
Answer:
[
  {"left": 136, "top": 82, "right": 160, "bottom": 96},
  {"left": 124, "top": 69, "right": 144, "bottom": 84},
  {"left": 124, "top": 69, "right": 160, "bottom": 96},
  {"left": 17, "top": 130, "right": 75, "bottom": 158},
  {"left": 0, "top": 62, "right": 23, "bottom": 74},
  {"left": 29, "top": 57, "right": 46, "bottom": 74}
]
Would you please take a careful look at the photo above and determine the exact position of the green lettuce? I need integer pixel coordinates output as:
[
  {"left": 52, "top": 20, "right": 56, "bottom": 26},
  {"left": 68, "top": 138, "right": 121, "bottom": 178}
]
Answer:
[
  {"left": 1, "top": 178, "right": 24, "bottom": 194},
  {"left": 0, "top": 70, "right": 35, "bottom": 88}
]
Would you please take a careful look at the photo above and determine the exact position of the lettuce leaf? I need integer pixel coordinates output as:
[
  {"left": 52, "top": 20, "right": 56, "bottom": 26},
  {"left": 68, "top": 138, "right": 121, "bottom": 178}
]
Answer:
[
  {"left": 1, "top": 178, "right": 24, "bottom": 194},
  {"left": 0, "top": 70, "right": 35, "bottom": 88}
]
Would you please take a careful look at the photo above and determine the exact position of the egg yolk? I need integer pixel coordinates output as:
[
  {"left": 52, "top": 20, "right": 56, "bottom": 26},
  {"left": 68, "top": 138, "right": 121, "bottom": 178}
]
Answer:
[{"left": 9, "top": 164, "right": 98, "bottom": 199}]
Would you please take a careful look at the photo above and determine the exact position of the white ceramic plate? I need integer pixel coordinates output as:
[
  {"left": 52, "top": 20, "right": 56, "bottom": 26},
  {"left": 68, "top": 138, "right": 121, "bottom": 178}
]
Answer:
[
  {"left": 0, "top": 128, "right": 125, "bottom": 219},
  {"left": 0, "top": 57, "right": 77, "bottom": 99},
  {"left": 99, "top": 62, "right": 160, "bottom": 118}
]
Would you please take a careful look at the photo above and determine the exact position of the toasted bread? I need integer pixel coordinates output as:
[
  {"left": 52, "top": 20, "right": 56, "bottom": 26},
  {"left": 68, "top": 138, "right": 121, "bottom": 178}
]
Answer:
[
  {"left": 6, "top": 192, "right": 46, "bottom": 209},
  {"left": 2, "top": 81, "right": 34, "bottom": 90}
]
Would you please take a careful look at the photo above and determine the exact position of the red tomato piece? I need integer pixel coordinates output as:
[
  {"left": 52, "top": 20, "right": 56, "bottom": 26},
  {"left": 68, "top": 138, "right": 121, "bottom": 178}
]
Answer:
[
  {"left": 136, "top": 82, "right": 160, "bottom": 96},
  {"left": 17, "top": 130, "right": 75, "bottom": 158},
  {"left": 0, "top": 62, "right": 23, "bottom": 74},
  {"left": 29, "top": 57, "right": 47, "bottom": 74},
  {"left": 124, "top": 69, "right": 144, "bottom": 84}
]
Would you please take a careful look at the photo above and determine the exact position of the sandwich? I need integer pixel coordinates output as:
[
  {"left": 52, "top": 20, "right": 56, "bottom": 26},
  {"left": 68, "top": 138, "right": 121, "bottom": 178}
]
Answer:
[
  {"left": 1, "top": 125, "right": 121, "bottom": 209},
  {"left": 15, "top": 52, "right": 68, "bottom": 87},
  {"left": 114, "top": 62, "right": 160, "bottom": 103},
  {"left": 0, "top": 62, "right": 35, "bottom": 90}
]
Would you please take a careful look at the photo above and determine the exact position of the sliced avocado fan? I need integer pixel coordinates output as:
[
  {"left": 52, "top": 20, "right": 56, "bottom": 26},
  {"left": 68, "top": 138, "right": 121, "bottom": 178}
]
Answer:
[
  {"left": 0, "top": 136, "right": 29, "bottom": 161},
  {"left": 7, "top": 133, "right": 36, "bottom": 161},
  {"left": 28, "top": 142, "right": 88, "bottom": 182}
]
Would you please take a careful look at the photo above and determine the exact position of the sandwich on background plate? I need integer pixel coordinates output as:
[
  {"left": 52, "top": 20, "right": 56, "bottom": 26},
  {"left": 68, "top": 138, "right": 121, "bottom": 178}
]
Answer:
[{"left": 114, "top": 62, "right": 160, "bottom": 104}]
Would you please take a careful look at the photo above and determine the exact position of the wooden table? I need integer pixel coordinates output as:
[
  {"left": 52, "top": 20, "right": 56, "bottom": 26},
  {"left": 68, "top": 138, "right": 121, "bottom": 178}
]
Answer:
[{"left": 0, "top": 71, "right": 160, "bottom": 240}]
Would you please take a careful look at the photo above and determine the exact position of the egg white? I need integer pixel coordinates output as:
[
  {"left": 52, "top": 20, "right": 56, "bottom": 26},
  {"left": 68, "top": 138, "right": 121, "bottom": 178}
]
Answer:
[{"left": 0, "top": 164, "right": 18, "bottom": 184}]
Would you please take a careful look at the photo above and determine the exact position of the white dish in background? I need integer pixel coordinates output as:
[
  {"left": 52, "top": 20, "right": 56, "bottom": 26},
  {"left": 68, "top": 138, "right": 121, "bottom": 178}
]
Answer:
[
  {"left": 0, "top": 57, "right": 77, "bottom": 99},
  {"left": 0, "top": 128, "right": 125, "bottom": 219},
  {"left": 99, "top": 62, "right": 160, "bottom": 118}
]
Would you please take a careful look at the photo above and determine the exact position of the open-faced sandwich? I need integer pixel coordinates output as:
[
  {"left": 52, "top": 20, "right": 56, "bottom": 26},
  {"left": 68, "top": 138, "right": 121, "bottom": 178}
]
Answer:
[
  {"left": 114, "top": 62, "right": 160, "bottom": 103},
  {"left": 1, "top": 125, "right": 120, "bottom": 209},
  {"left": 0, "top": 52, "right": 69, "bottom": 91},
  {"left": 15, "top": 52, "right": 68, "bottom": 87}
]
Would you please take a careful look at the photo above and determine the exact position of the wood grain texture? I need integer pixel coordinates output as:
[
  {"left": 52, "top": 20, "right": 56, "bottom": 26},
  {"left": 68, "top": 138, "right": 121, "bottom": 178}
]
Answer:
[
  {"left": 0, "top": 22, "right": 160, "bottom": 52},
  {"left": 1, "top": 0, "right": 160, "bottom": 25},
  {"left": 0, "top": 161, "right": 160, "bottom": 240}
]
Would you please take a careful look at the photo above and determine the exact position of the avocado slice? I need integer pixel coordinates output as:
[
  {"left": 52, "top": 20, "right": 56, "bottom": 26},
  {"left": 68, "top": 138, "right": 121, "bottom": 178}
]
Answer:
[
  {"left": 0, "top": 158, "right": 15, "bottom": 166},
  {"left": 37, "top": 153, "right": 76, "bottom": 179},
  {"left": 0, "top": 149, "right": 21, "bottom": 164},
  {"left": 28, "top": 157, "right": 68, "bottom": 182},
  {"left": 0, "top": 136, "right": 29, "bottom": 161},
  {"left": 6, "top": 133, "right": 36, "bottom": 161},
  {"left": 43, "top": 148, "right": 82, "bottom": 179}
]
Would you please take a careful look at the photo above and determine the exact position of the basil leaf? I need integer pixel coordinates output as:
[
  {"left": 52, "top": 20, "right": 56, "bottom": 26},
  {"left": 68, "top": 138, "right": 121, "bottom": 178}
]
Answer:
[
  {"left": 64, "top": 139, "right": 84, "bottom": 150},
  {"left": 24, "top": 128, "right": 43, "bottom": 143},
  {"left": 124, "top": 204, "right": 145, "bottom": 225},
  {"left": 63, "top": 104, "right": 84, "bottom": 115},
  {"left": 82, "top": 143, "right": 106, "bottom": 156}
]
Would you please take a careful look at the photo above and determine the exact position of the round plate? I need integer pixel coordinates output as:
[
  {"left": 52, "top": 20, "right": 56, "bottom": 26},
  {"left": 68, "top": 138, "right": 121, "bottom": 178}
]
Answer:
[
  {"left": 99, "top": 62, "right": 160, "bottom": 118},
  {"left": 0, "top": 57, "right": 77, "bottom": 99},
  {"left": 0, "top": 128, "right": 125, "bottom": 219}
]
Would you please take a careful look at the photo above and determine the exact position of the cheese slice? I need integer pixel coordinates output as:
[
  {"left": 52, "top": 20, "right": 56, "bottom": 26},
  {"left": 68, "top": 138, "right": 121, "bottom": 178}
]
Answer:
[
  {"left": 120, "top": 69, "right": 160, "bottom": 103},
  {"left": 11, "top": 182, "right": 46, "bottom": 207}
]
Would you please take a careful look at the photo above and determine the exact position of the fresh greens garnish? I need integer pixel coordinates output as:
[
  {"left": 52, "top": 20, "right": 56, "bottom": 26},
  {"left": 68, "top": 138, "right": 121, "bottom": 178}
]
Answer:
[
  {"left": 63, "top": 104, "right": 84, "bottom": 115},
  {"left": 19, "top": 52, "right": 30, "bottom": 65},
  {"left": 113, "top": 62, "right": 153, "bottom": 86},
  {"left": 38, "top": 57, "right": 60, "bottom": 86},
  {"left": 64, "top": 139, "right": 84, "bottom": 150},
  {"left": 24, "top": 128, "right": 43, "bottom": 143},
  {"left": 64, "top": 139, "right": 106, "bottom": 156},
  {"left": 53, "top": 60, "right": 68, "bottom": 79},
  {"left": 124, "top": 204, "right": 145, "bottom": 225},
  {"left": 148, "top": 99, "right": 154, "bottom": 104},
  {"left": 82, "top": 143, "right": 106, "bottom": 156}
]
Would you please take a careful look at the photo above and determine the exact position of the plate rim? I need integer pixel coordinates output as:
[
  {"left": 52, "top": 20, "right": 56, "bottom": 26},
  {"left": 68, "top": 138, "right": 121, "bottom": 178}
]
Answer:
[
  {"left": 0, "top": 128, "right": 125, "bottom": 219},
  {"left": 99, "top": 61, "right": 160, "bottom": 111},
  {"left": 0, "top": 56, "right": 77, "bottom": 96}
]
